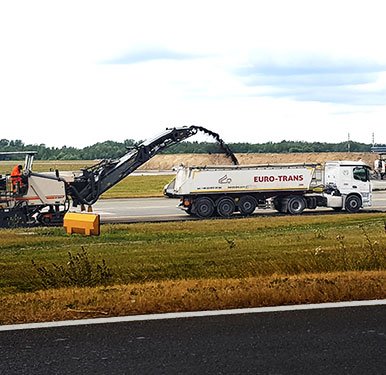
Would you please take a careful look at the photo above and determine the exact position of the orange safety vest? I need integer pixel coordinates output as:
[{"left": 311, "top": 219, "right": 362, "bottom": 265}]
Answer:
[{"left": 10, "top": 166, "right": 22, "bottom": 186}]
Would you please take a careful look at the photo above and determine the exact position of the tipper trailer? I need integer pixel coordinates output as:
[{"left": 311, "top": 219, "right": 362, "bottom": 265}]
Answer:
[{"left": 173, "top": 160, "right": 372, "bottom": 217}]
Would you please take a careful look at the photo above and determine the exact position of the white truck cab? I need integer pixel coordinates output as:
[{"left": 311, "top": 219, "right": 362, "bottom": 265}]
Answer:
[{"left": 324, "top": 161, "right": 372, "bottom": 211}]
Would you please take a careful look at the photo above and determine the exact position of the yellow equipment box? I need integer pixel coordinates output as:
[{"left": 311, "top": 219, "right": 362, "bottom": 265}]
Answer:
[{"left": 63, "top": 212, "right": 100, "bottom": 236}]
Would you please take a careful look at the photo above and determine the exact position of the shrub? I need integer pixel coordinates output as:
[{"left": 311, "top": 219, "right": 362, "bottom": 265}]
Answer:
[{"left": 32, "top": 247, "right": 112, "bottom": 288}]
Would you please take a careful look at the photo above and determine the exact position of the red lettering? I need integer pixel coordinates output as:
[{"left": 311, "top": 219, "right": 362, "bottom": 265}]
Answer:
[
  {"left": 254, "top": 175, "right": 276, "bottom": 183},
  {"left": 254, "top": 176, "right": 265, "bottom": 183},
  {"left": 254, "top": 174, "right": 304, "bottom": 183},
  {"left": 278, "top": 175, "right": 304, "bottom": 182}
]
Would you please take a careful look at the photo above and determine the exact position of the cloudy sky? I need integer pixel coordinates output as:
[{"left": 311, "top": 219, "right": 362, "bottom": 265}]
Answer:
[{"left": 1, "top": 0, "right": 385, "bottom": 147}]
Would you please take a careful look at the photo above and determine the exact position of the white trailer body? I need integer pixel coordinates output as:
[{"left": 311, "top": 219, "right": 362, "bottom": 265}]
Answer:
[
  {"left": 172, "top": 161, "right": 372, "bottom": 217},
  {"left": 174, "top": 164, "right": 319, "bottom": 195}
]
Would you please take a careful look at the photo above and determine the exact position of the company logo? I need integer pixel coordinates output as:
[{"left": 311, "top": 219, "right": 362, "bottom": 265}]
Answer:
[
  {"left": 219, "top": 175, "right": 232, "bottom": 184},
  {"left": 254, "top": 175, "right": 304, "bottom": 183}
]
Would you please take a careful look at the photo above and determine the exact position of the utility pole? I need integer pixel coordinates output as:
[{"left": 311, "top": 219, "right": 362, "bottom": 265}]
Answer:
[
  {"left": 347, "top": 133, "right": 350, "bottom": 152},
  {"left": 372, "top": 132, "right": 375, "bottom": 147}
]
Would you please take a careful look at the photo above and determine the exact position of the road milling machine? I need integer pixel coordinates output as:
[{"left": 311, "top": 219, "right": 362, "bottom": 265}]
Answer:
[{"left": 0, "top": 126, "right": 238, "bottom": 228}]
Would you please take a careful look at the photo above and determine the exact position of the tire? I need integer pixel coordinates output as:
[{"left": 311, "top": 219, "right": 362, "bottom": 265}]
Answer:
[
  {"left": 344, "top": 195, "right": 361, "bottom": 213},
  {"left": 216, "top": 197, "right": 236, "bottom": 218},
  {"left": 194, "top": 197, "right": 215, "bottom": 218},
  {"left": 238, "top": 195, "right": 257, "bottom": 216},
  {"left": 287, "top": 196, "right": 306, "bottom": 215}
]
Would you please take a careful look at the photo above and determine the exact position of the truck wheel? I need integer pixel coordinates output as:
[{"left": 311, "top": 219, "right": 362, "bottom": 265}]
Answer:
[
  {"left": 194, "top": 197, "right": 215, "bottom": 218},
  {"left": 238, "top": 195, "right": 257, "bottom": 216},
  {"left": 345, "top": 195, "right": 361, "bottom": 213},
  {"left": 287, "top": 196, "right": 306, "bottom": 215},
  {"left": 216, "top": 197, "right": 236, "bottom": 218}
]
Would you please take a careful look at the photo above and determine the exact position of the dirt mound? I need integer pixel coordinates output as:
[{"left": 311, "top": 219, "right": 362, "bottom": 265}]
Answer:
[{"left": 140, "top": 152, "right": 377, "bottom": 170}]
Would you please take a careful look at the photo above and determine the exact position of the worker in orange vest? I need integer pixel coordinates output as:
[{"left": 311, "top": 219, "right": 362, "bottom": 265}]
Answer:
[{"left": 10, "top": 164, "right": 23, "bottom": 193}]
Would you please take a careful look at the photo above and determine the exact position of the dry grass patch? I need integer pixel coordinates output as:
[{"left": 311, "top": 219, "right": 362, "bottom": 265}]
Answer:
[{"left": 0, "top": 271, "right": 384, "bottom": 325}]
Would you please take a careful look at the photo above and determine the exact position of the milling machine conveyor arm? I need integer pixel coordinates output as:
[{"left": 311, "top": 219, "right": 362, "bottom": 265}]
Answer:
[{"left": 68, "top": 125, "right": 238, "bottom": 206}]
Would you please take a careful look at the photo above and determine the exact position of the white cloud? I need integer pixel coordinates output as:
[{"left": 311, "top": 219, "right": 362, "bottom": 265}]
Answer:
[{"left": 0, "top": 0, "right": 385, "bottom": 147}]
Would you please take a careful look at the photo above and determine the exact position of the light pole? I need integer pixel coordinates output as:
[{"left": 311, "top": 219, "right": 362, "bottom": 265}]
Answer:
[{"left": 347, "top": 133, "right": 350, "bottom": 152}]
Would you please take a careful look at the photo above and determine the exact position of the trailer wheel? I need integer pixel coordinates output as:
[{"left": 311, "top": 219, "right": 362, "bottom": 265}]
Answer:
[
  {"left": 194, "top": 197, "right": 215, "bottom": 218},
  {"left": 344, "top": 195, "right": 361, "bottom": 213},
  {"left": 287, "top": 196, "right": 306, "bottom": 215},
  {"left": 238, "top": 195, "right": 257, "bottom": 216},
  {"left": 216, "top": 197, "right": 236, "bottom": 218}
]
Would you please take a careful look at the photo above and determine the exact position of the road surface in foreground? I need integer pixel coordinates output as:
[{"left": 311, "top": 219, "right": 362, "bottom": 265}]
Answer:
[{"left": 0, "top": 302, "right": 385, "bottom": 374}]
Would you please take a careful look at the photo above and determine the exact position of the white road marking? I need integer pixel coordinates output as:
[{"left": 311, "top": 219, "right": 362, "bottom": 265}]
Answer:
[
  {"left": 0, "top": 299, "right": 385, "bottom": 332},
  {"left": 101, "top": 214, "right": 187, "bottom": 220},
  {"left": 94, "top": 206, "right": 177, "bottom": 212}
]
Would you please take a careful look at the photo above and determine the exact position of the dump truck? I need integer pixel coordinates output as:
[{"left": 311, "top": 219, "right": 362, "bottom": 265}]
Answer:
[{"left": 173, "top": 160, "right": 372, "bottom": 217}]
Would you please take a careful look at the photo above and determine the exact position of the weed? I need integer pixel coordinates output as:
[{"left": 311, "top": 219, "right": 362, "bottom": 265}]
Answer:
[
  {"left": 224, "top": 237, "right": 236, "bottom": 250},
  {"left": 359, "top": 224, "right": 384, "bottom": 270},
  {"left": 32, "top": 247, "right": 112, "bottom": 288},
  {"left": 335, "top": 234, "right": 349, "bottom": 271}
]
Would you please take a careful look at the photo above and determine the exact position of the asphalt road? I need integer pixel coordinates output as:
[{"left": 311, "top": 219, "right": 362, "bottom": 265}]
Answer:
[
  {"left": 1, "top": 304, "right": 385, "bottom": 374},
  {"left": 88, "top": 188, "right": 386, "bottom": 224}
]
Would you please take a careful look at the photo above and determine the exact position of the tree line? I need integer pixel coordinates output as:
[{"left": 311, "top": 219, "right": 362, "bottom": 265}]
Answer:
[{"left": 0, "top": 138, "right": 384, "bottom": 160}]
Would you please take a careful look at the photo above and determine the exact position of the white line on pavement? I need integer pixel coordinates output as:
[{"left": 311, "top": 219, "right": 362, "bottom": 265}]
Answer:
[{"left": 1, "top": 299, "right": 385, "bottom": 332}]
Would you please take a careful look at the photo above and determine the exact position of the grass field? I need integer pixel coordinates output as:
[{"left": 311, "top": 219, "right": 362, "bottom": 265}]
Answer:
[
  {"left": 1, "top": 213, "right": 385, "bottom": 324},
  {"left": 100, "top": 175, "right": 173, "bottom": 198}
]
